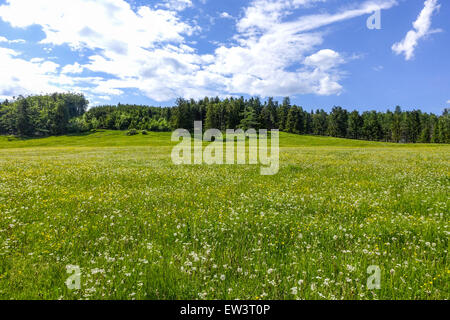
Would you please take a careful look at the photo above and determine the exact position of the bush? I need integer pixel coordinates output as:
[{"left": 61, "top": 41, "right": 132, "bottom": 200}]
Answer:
[
  {"left": 127, "top": 129, "right": 138, "bottom": 136},
  {"left": 68, "top": 118, "right": 90, "bottom": 133},
  {"left": 141, "top": 130, "right": 148, "bottom": 135}
]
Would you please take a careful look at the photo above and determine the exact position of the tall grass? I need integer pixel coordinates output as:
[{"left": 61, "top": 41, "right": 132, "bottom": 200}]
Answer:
[{"left": 0, "top": 131, "right": 448, "bottom": 299}]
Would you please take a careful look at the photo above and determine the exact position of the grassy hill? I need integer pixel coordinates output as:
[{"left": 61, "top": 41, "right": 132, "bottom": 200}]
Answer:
[
  {"left": 0, "top": 131, "right": 448, "bottom": 300},
  {"left": 0, "top": 130, "right": 444, "bottom": 149}
]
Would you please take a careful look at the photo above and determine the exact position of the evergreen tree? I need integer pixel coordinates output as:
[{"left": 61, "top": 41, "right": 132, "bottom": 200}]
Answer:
[
  {"left": 285, "top": 106, "right": 298, "bottom": 133},
  {"left": 380, "top": 111, "right": 393, "bottom": 142},
  {"left": 418, "top": 113, "right": 431, "bottom": 143},
  {"left": 391, "top": 106, "right": 403, "bottom": 143},
  {"left": 437, "top": 109, "right": 450, "bottom": 144},
  {"left": 304, "top": 111, "right": 313, "bottom": 134},
  {"left": 259, "top": 106, "right": 273, "bottom": 130},
  {"left": 347, "top": 110, "right": 362, "bottom": 140},
  {"left": 362, "top": 111, "right": 382, "bottom": 141},
  {"left": 328, "top": 106, "right": 348, "bottom": 137},
  {"left": 312, "top": 109, "right": 328, "bottom": 136},
  {"left": 277, "top": 97, "right": 290, "bottom": 131},
  {"left": 239, "top": 106, "right": 259, "bottom": 131},
  {"left": 16, "top": 97, "right": 33, "bottom": 136}
]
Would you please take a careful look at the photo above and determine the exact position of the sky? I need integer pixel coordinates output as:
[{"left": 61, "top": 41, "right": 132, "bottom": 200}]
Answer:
[{"left": 0, "top": 0, "right": 448, "bottom": 113}]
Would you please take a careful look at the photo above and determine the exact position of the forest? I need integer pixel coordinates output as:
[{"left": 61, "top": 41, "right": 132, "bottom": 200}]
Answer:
[{"left": 0, "top": 94, "right": 449, "bottom": 143}]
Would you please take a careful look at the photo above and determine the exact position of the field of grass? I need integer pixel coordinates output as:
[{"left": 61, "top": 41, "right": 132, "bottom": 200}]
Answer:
[{"left": 0, "top": 131, "right": 448, "bottom": 300}]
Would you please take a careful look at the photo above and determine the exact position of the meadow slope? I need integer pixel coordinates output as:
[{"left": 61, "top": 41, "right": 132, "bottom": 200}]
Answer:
[{"left": 0, "top": 131, "right": 448, "bottom": 299}]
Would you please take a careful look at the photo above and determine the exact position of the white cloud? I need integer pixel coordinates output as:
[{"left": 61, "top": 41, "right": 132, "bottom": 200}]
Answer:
[
  {"left": 0, "top": 0, "right": 206, "bottom": 101},
  {"left": 392, "top": 0, "right": 441, "bottom": 60},
  {"left": 447, "top": 100, "right": 450, "bottom": 104},
  {"left": 207, "top": 0, "right": 396, "bottom": 97},
  {"left": 0, "top": 0, "right": 398, "bottom": 102},
  {"left": 304, "top": 49, "right": 344, "bottom": 71},
  {"left": 0, "top": 43, "right": 102, "bottom": 102},
  {"left": 0, "top": 47, "right": 61, "bottom": 97},
  {"left": 237, "top": 0, "right": 326, "bottom": 34},
  {"left": 0, "top": 0, "right": 196, "bottom": 49},
  {"left": 220, "top": 12, "right": 233, "bottom": 19},
  {"left": 161, "top": 0, "right": 193, "bottom": 11},
  {"left": 62, "top": 62, "right": 84, "bottom": 74},
  {"left": 0, "top": 35, "right": 25, "bottom": 44}
]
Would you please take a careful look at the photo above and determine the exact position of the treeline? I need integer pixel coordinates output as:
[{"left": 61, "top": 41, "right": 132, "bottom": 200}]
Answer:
[
  {"left": 169, "top": 97, "right": 449, "bottom": 143},
  {"left": 78, "top": 104, "right": 171, "bottom": 132},
  {"left": 1, "top": 94, "right": 449, "bottom": 143},
  {"left": 0, "top": 93, "right": 88, "bottom": 136}
]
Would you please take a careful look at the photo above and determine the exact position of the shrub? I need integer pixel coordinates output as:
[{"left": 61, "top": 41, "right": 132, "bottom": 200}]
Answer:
[
  {"left": 68, "top": 118, "right": 90, "bottom": 133},
  {"left": 141, "top": 130, "right": 148, "bottom": 135},
  {"left": 127, "top": 129, "right": 138, "bottom": 136}
]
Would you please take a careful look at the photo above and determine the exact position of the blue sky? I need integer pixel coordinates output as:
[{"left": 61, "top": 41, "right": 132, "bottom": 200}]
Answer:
[{"left": 0, "top": 0, "right": 448, "bottom": 114}]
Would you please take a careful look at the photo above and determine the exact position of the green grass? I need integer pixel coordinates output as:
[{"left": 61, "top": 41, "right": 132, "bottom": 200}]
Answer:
[
  {"left": 0, "top": 130, "right": 174, "bottom": 149},
  {"left": 0, "top": 130, "right": 442, "bottom": 149},
  {"left": 0, "top": 131, "right": 448, "bottom": 300}
]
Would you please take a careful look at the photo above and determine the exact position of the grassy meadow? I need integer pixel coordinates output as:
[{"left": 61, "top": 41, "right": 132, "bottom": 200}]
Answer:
[{"left": 0, "top": 130, "right": 448, "bottom": 300}]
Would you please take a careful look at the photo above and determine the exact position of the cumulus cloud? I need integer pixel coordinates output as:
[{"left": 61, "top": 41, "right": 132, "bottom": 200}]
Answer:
[
  {"left": 392, "top": 0, "right": 441, "bottom": 60},
  {"left": 208, "top": 0, "right": 396, "bottom": 97},
  {"left": 304, "top": 49, "right": 344, "bottom": 71},
  {"left": 62, "top": 62, "right": 84, "bottom": 74},
  {"left": 0, "top": 0, "right": 196, "bottom": 49},
  {"left": 0, "top": 0, "right": 206, "bottom": 100},
  {"left": 0, "top": 47, "right": 60, "bottom": 96},
  {"left": 0, "top": 46, "right": 109, "bottom": 102},
  {"left": 0, "top": 0, "right": 398, "bottom": 102}
]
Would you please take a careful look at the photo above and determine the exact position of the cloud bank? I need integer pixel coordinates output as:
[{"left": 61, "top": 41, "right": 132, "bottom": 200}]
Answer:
[{"left": 0, "top": 0, "right": 399, "bottom": 103}]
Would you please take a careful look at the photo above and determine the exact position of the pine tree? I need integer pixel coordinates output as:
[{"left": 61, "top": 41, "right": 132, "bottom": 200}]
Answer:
[
  {"left": 285, "top": 106, "right": 298, "bottom": 133},
  {"left": 16, "top": 98, "right": 33, "bottom": 136},
  {"left": 437, "top": 109, "right": 450, "bottom": 144},
  {"left": 328, "top": 107, "right": 348, "bottom": 138},
  {"left": 278, "top": 97, "right": 290, "bottom": 131},
  {"left": 347, "top": 110, "right": 362, "bottom": 139},
  {"left": 312, "top": 110, "right": 328, "bottom": 135},
  {"left": 391, "top": 106, "right": 402, "bottom": 143},
  {"left": 239, "top": 106, "right": 259, "bottom": 131}
]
